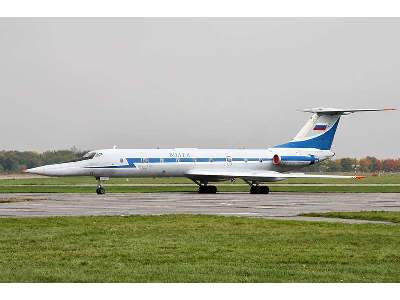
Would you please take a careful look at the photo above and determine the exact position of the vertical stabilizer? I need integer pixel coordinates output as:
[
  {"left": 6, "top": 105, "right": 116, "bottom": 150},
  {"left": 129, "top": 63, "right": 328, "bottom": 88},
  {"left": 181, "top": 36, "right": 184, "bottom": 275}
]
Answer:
[{"left": 274, "top": 108, "right": 395, "bottom": 150}]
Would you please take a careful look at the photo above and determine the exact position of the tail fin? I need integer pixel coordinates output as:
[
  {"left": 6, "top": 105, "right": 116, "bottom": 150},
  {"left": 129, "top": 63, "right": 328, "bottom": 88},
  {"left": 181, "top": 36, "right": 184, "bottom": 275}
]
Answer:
[{"left": 275, "top": 108, "right": 395, "bottom": 150}]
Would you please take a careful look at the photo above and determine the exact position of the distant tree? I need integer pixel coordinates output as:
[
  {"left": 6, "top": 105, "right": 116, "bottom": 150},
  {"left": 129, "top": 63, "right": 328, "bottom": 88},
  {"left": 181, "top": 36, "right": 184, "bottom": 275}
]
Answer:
[
  {"left": 324, "top": 159, "right": 339, "bottom": 172},
  {"left": 359, "top": 157, "right": 372, "bottom": 173},
  {"left": 383, "top": 159, "right": 397, "bottom": 172},
  {"left": 376, "top": 159, "right": 383, "bottom": 172},
  {"left": 366, "top": 156, "right": 379, "bottom": 172},
  {"left": 395, "top": 159, "right": 400, "bottom": 172},
  {"left": 339, "top": 158, "right": 355, "bottom": 172}
]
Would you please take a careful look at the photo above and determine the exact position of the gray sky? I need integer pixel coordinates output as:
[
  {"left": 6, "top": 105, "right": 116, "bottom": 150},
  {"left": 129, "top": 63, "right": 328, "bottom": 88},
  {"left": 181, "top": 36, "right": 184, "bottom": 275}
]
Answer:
[{"left": 0, "top": 18, "right": 398, "bottom": 158}]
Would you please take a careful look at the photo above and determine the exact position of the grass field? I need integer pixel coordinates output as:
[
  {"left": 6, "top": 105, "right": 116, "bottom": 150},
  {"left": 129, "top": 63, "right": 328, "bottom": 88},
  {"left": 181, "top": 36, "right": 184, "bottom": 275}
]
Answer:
[
  {"left": 0, "top": 174, "right": 398, "bottom": 193},
  {"left": 1, "top": 214, "right": 400, "bottom": 282},
  {"left": 302, "top": 211, "right": 400, "bottom": 224},
  {"left": 0, "top": 185, "right": 400, "bottom": 193},
  {"left": 1, "top": 173, "right": 400, "bottom": 184}
]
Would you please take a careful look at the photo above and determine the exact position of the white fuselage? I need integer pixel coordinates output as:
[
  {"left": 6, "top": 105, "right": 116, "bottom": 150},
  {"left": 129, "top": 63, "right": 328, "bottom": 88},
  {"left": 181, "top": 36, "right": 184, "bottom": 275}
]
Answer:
[{"left": 27, "top": 147, "right": 334, "bottom": 181}]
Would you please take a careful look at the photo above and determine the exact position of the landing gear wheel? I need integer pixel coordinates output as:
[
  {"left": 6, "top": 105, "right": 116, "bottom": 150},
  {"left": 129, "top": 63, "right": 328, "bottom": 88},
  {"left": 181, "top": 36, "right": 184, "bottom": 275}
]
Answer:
[
  {"left": 198, "top": 185, "right": 217, "bottom": 194},
  {"left": 96, "top": 187, "right": 105, "bottom": 195},
  {"left": 208, "top": 185, "right": 217, "bottom": 194},
  {"left": 250, "top": 186, "right": 259, "bottom": 194},
  {"left": 95, "top": 177, "right": 107, "bottom": 195},
  {"left": 250, "top": 185, "right": 269, "bottom": 194},
  {"left": 260, "top": 186, "right": 270, "bottom": 194}
]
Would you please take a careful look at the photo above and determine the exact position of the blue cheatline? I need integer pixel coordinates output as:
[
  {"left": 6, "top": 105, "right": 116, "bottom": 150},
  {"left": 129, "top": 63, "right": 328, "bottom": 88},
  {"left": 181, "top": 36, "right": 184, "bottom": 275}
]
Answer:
[
  {"left": 274, "top": 119, "right": 340, "bottom": 150},
  {"left": 84, "top": 155, "right": 316, "bottom": 169}
]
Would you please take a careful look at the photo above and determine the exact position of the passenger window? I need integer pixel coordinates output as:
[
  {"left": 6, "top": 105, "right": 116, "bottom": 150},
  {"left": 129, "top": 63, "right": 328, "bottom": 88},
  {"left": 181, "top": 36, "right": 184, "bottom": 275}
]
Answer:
[
  {"left": 142, "top": 158, "right": 149, "bottom": 164},
  {"left": 209, "top": 158, "right": 214, "bottom": 163},
  {"left": 244, "top": 158, "right": 248, "bottom": 163},
  {"left": 160, "top": 158, "right": 164, "bottom": 163},
  {"left": 259, "top": 158, "right": 263, "bottom": 163}
]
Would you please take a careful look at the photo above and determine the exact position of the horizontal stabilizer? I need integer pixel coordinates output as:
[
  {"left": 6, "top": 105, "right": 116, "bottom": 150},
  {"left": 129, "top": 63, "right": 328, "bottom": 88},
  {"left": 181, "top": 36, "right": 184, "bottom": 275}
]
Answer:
[{"left": 301, "top": 107, "right": 396, "bottom": 115}]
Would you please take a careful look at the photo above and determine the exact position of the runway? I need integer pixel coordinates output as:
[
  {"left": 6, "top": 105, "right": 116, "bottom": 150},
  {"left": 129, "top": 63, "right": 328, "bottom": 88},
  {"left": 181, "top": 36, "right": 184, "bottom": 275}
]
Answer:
[{"left": 1, "top": 192, "right": 400, "bottom": 223}]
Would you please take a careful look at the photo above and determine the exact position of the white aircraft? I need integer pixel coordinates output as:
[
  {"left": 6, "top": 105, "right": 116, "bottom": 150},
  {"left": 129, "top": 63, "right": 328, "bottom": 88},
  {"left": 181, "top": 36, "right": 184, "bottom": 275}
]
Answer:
[{"left": 27, "top": 108, "right": 395, "bottom": 194}]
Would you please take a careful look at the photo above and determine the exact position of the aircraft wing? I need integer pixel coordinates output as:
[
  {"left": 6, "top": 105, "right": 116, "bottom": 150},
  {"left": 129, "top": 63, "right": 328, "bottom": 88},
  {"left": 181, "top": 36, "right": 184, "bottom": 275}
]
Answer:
[{"left": 185, "top": 169, "right": 365, "bottom": 182}]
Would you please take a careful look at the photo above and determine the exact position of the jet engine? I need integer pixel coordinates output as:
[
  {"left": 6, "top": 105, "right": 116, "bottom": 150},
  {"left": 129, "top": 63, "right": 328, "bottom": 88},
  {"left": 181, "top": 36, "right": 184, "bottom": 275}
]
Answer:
[{"left": 272, "top": 154, "right": 316, "bottom": 166}]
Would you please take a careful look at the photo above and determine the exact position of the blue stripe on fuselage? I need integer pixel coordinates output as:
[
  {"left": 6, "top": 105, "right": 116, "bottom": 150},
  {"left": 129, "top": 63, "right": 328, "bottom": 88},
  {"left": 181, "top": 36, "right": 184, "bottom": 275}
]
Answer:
[{"left": 85, "top": 156, "right": 315, "bottom": 169}]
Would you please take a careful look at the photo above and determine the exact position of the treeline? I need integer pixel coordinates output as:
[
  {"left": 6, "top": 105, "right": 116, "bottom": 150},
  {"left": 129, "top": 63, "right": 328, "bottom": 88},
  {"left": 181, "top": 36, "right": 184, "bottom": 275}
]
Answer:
[
  {"left": 0, "top": 149, "right": 86, "bottom": 173},
  {"left": 307, "top": 157, "right": 400, "bottom": 173},
  {"left": 0, "top": 150, "right": 399, "bottom": 173}
]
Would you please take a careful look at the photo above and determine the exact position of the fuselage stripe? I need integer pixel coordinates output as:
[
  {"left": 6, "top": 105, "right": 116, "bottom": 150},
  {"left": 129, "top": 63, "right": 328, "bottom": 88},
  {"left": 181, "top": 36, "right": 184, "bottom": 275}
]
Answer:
[{"left": 85, "top": 155, "right": 315, "bottom": 169}]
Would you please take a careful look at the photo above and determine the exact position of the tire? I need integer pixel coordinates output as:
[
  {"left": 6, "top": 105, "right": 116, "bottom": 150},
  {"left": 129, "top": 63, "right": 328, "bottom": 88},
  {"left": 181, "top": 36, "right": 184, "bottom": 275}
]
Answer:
[
  {"left": 250, "top": 186, "right": 260, "bottom": 194},
  {"left": 198, "top": 185, "right": 217, "bottom": 194},
  {"left": 260, "top": 186, "right": 270, "bottom": 194},
  {"left": 96, "top": 187, "right": 105, "bottom": 195},
  {"left": 208, "top": 186, "right": 217, "bottom": 193},
  {"left": 250, "top": 186, "right": 270, "bottom": 194}
]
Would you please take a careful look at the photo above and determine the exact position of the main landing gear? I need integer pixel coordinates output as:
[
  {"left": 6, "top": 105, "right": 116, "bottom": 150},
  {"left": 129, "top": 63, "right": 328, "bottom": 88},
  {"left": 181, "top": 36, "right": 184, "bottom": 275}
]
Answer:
[
  {"left": 190, "top": 179, "right": 218, "bottom": 194},
  {"left": 96, "top": 177, "right": 106, "bottom": 195},
  {"left": 244, "top": 179, "right": 270, "bottom": 194},
  {"left": 198, "top": 185, "right": 217, "bottom": 194},
  {"left": 250, "top": 185, "right": 269, "bottom": 194}
]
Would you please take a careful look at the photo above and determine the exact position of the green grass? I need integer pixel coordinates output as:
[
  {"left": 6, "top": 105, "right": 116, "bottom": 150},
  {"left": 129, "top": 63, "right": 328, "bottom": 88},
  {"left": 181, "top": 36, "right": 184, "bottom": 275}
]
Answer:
[
  {"left": 302, "top": 211, "right": 400, "bottom": 224},
  {"left": 1, "top": 215, "right": 400, "bottom": 282},
  {"left": 1, "top": 173, "right": 399, "bottom": 185},
  {"left": 0, "top": 174, "right": 398, "bottom": 193},
  {"left": 0, "top": 185, "right": 399, "bottom": 193}
]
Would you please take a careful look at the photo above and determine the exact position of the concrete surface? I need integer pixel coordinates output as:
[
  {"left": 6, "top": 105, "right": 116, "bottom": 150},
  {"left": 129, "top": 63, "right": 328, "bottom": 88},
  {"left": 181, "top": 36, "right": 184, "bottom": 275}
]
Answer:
[
  {"left": 1, "top": 183, "right": 400, "bottom": 187},
  {"left": 0, "top": 193, "right": 399, "bottom": 223}
]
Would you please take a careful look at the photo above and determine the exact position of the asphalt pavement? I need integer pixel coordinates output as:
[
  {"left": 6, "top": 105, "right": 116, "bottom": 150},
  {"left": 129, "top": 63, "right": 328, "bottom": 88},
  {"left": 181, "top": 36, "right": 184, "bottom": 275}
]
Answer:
[{"left": 0, "top": 192, "right": 399, "bottom": 223}]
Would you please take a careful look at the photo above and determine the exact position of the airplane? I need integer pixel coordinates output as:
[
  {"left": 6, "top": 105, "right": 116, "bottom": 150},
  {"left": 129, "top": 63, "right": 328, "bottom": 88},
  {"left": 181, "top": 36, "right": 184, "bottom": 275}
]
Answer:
[{"left": 26, "top": 108, "right": 395, "bottom": 194}]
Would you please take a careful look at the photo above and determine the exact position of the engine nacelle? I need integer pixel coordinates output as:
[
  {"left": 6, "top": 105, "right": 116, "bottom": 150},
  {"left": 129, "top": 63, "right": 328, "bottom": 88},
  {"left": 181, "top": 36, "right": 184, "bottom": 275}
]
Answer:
[{"left": 272, "top": 154, "right": 316, "bottom": 166}]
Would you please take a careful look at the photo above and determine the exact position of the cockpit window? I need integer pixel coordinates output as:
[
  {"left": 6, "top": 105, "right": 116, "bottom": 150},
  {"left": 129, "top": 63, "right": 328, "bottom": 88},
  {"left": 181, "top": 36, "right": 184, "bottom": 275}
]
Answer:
[
  {"left": 65, "top": 152, "right": 96, "bottom": 163},
  {"left": 94, "top": 152, "right": 103, "bottom": 158},
  {"left": 81, "top": 152, "right": 96, "bottom": 160}
]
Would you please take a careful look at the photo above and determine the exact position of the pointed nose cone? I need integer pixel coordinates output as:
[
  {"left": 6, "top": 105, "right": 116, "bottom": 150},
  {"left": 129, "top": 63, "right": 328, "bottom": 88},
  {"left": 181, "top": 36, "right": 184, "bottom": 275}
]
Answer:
[
  {"left": 26, "top": 166, "right": 47, "bottom": 175},
  {"left": 25, "top": 163, "right": 85, "bottom": 176}
]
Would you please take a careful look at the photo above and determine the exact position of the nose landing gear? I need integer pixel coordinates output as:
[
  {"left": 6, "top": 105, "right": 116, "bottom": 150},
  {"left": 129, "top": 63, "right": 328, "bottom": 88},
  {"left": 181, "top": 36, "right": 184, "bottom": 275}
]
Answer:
[
  {"left": 96, "top": 186, "right": 106, "bottom": 195},
  {"left": 96, "top": 177, "right": 108, "bottom": 195}
]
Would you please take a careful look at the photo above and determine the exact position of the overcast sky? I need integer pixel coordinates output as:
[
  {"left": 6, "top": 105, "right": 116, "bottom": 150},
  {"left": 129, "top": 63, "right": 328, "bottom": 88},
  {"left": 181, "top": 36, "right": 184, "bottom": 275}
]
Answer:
[{"left": 0, "top": 18, "right": 398, "bottom": 157}]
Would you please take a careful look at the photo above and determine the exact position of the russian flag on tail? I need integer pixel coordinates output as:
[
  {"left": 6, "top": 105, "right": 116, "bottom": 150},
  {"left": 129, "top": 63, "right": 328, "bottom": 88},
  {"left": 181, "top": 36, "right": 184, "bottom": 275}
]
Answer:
[{"left": 313, "top": 124, "right": 328, "bottom": 131}]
